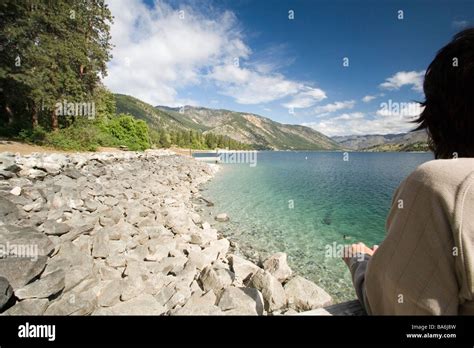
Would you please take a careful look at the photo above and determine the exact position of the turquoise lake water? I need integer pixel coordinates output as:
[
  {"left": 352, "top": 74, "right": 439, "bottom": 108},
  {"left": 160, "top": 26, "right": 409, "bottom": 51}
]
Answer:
[{"left": 200, "top": 151, "right": 434, "bottom": 302}]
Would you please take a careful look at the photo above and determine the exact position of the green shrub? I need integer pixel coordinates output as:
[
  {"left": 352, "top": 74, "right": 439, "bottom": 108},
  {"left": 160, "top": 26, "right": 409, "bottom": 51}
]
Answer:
[
  {"left": 104, "top": 114, "right": 150, "bottom": 151},
  {"left": 18, "top": 126, "right": 48, "bottom": 144}
]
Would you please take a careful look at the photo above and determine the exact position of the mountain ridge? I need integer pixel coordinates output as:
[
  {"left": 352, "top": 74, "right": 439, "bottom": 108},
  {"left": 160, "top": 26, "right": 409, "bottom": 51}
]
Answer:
[
  {"left": 113, "top": 94, "right": 341, "bottom": 150},
  {"left": 332, "top": 130, "right": 429, "bottom": 151}
]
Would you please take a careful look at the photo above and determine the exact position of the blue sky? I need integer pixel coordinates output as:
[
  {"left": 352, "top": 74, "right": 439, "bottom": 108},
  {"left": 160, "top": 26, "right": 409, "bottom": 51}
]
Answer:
[{"left": 104, "top": 0, "right": 473, "bottom": 136}]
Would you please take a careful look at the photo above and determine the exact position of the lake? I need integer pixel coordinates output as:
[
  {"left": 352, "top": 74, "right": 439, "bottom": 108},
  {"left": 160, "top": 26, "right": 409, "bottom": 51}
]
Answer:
[{"left": 199, "top": 151, "right": 434, "bottom": 302}]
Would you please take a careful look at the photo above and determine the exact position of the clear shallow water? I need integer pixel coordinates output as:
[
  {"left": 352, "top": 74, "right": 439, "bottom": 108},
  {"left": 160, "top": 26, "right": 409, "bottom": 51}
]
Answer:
[{"left": 200, "top": 151, "right": 433, "bottom": 302}]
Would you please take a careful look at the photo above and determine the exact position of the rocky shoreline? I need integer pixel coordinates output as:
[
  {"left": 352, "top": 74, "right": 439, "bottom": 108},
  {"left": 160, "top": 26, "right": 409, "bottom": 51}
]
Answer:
[{"left": 0, "top": 150, "right": 332, "bottom": 315}]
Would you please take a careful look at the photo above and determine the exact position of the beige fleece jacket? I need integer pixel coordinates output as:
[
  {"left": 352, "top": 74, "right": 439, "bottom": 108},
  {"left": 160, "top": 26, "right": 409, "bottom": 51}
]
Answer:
[{"left": 349, "top": 158, "right": 474, "bottom": 315}]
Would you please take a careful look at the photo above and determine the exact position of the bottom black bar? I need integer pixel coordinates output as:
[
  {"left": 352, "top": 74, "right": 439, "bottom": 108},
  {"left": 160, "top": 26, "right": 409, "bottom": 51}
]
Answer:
[{"left": 0, "top": 315, "right": 473, "bottom": 346}]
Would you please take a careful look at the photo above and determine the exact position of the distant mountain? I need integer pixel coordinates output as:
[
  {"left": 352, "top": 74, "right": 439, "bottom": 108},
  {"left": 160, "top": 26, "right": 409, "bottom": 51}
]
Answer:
[
  {"left": 114, "top": 94, "right": 341, "bottom": 150},
  {"left": 156, "top": 105, "right": 341, "bottom": 151},
  {"left": 114, "top": 94, "right": 190, "bottom": 132},
  {"left": 332, "top": 130, "right": 429, "bottom": 152}
]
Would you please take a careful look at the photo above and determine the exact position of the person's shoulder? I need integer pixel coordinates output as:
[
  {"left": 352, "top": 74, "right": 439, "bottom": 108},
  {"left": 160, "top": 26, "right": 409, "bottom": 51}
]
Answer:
[{"left": 407, "top": 158, "right": 474, "bottom": 193}]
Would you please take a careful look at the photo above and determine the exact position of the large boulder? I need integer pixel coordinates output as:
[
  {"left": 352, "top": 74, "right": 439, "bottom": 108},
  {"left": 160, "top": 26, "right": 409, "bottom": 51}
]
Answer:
[
  {"left": 199, "top": 266, "right": 234, "bottom": 293},
  {"left": 0, "top": 197, "right": 20, "bottom": 223},
  {"left": 284, "top": 276, "right": 332, "bottom": 311},
  {"left": 0, "top": 225, "right": 54, "bottom": 257},
  {"left": 0, "top": 155, "right": 20, "bottom": 172},
  {"left": 3, "top": 298, "right": 50, "bottom": 315},
  {"left": 93, "top": 294, "right": 167, "bottom": 315},
  {"left": 97, "top": 279, "right": 123, "bottom": 307},
  {"left": 42, "top": 220, "right": 71, "bottom": 236},
  {"left": 218, "top": 287, "right": 264, "bottom": 315},
  {"left": 164, "top": 207, "right": 194, "bottom": 235},
  {"left": 92, "top": 229, "right": 109, "bottom": 258},
  {"left": 0, "top": 256, "right": 48, "bottom": 290},
  {"left": 15, "top": 270, "right": 65, "bottom": 300},
  {"left": 0, "top": 276, "right": 14, "bottom": 311},
  {"left": 228, "top": 254, "right": 261, "bottom": 285},
  {"left": 250, "top": 270, "right": 287, "bottom": 312},
  {"left": 263, "top": 252, "right": 292, "bottom": 282}
]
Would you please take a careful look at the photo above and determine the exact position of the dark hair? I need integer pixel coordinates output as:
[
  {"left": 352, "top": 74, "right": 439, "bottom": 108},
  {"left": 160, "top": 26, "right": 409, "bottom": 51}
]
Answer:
[{"left": 414, "top": 28, "right": 474, "bottom": 159}]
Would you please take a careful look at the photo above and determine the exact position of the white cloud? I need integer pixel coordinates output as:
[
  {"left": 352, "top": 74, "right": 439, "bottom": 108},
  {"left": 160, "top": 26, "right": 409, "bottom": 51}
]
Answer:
[
  {"left": 281, "top": 87, "right": 327, "bottom": 109},
  {"left": 331, "top": 112, "right": 365, "bottom": 121},
  {"left": 210, "top": 64, "right": 304, "bottom": 104},
  {"left": 303, "top": 104, "right": 421, "bottom": 136},
  {"left": 303, "top": 117, "right": 414, "bottom": 137},
  {"left": 104, "top": 0, "right": 325, "bottom": 107},
  {"left": 362, "top": 95, "right": 376, "bottom": 103},
  {"left": 104, "top": 0, "right": 250, "bottom": 106},
  {"left": 379, "top": 70, "right": 425, "bottom": 92},
  {"left": 452, "top": 20, "right": 469, "bottom": 29},
  {"left": 312, "top": 100, "right": 355, "bottom": 116}
]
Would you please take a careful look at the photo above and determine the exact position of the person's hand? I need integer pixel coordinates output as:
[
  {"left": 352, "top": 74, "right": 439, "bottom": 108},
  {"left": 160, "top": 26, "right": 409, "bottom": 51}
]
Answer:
[{"left": 342, "top": 242, "right": 378, "bottom": 267}]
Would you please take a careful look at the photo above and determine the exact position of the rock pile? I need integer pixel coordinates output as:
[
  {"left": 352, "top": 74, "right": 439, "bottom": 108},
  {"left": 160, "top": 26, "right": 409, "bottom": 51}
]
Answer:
[{"left": 0, "top": 150, "right": 332, "bottom": 315}]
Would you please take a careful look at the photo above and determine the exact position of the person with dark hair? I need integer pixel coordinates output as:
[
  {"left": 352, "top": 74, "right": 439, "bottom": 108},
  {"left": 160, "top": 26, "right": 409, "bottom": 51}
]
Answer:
[{"left": 343, "top": 28, "right": 474, "bottom": 315}]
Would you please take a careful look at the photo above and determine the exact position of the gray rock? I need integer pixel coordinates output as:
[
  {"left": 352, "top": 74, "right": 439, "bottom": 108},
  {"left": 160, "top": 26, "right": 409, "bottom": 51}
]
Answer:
[
  {"left": 10, "top": 186, "right": 22, "bottom": 196},
  {"left": 0, "top": 155, "right": 20, "bottom": 172},
  {"left": 164, "top": 207, "right": 194, "bottom": 234},
  {"left": 172, "top": 304, "right": 222, "bottom": 315},
  {"left": 43, "top": 220, "right": 71, "bottom": 236},
  {"left": 199, "top": 266, "right": 234, "bottom": 293},
  {"left": 149, "top": 256, "right": 187, "bottom": 275},
  {"left": 0, "top": 225, "right": 54, "bottom": 257},
  {"left": 97, "top": 279, "right": 123, "bottom": 307},
  {"left": 0, "top": 276, "right": 14, "bottom": 311},
  {"left": 103, "top": 196, "right": 119, "bottom": 207},
  {"left": 60, "top": 222, "right": 95, "bottom": 242},
  {"left": 93, "top": 294, "right": 166, "bottom": 315},
  {"left": 166, "top": 286, "right": 192, "bottom": 310},
  {"left": 92, "top": 229, "right": 109, "bottom": 258},
  {"left": 19, "top": 168, "right": 47, "bottom": 180},
  {"left": 0, "top": 196, "right": 19, "bottom": 222},
  {"left": 121, "top": 276, "right": 145, "bottom": 301},
  {"left": 63, "top": 168, "right": 83, "bottom": 179},
  {"left": 186, "top": 250, "right": 215, "bottom": 270},
  {"left": 228, "top": 254, "right": 261, "bottom": 285},
  {"left": 0, "top": 256, "right": 48, "bottom": 290},
  {"left": 43, "top": 242, "right": 93, "bottom": 291},
  {"left": 215, "top": 213, "right": 229, "bottom": 222},
  {"left": 284, "top": 276, "right": 332, "bottom": 311},
  {"left": 44, "top": 281, "right": 98, "bottom": 315},
  {"left": 0, "top": 170, "right": 14, "bottom": 179},
  {"left": 182, "top": 290, "right": 216, "bottom": 309},
  {"left": 218, "top": 287, "right": 264, "bottom": 315},
  {"left": 3, "top": 298, "right": 49, "bottom": 315},
  {"left": 23, "top": 201, "right": 44, "bottom": 212},
  {"left": 205, "top": 238, "right": 230, "bottom": 260},
  {"left": 37, "top": 161, "right": 61, "bottom": 175},
  {"left": 263, "top": 252, "right": 293, "bottom": 283},
  {"left": 15, "top": 270, "right": 65, "bottom": 300},
  {"left": 250, "top": 269, "right": 287, "bottom": 312},
  {"left": 84, "top": 199, "right": 99, "bottom": 212}
]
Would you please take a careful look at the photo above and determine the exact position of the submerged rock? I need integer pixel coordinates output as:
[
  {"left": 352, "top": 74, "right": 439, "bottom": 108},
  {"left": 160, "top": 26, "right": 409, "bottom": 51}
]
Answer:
[{"left": 215, "top": 213, "right": 229, "bottom": 222}]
